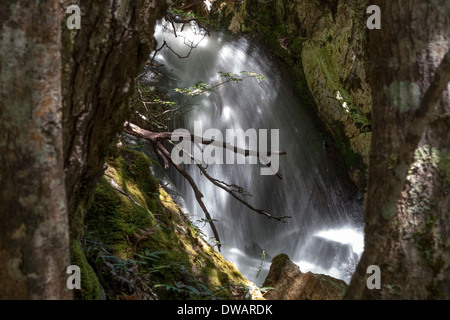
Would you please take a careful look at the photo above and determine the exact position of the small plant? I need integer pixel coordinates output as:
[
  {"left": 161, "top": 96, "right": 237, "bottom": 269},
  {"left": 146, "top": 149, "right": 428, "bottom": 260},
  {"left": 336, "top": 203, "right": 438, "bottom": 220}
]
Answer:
[
  {"left": 188, "top": 218, "right": 208, "bottom": 239},
  {"left": 131, "top": 226, "right": 161, "bottom": 257},
  {"left": 208, "top": 237, "right": 226, "bottom": 250},
  {"left": 154, "top": 281, "right": 214, "bottom": 299},
  {"left": 175, "top": 81, "right": 213, "bottom": 96},
  {"left": 167, "top": 8, "right": 209, "bottom": 27},
  {"left": 255, "top": 250, "right": 266, "bottom": 279},
  {"left": 174, "top": 71, "right": 266, "bottom": 98},
  {"left": 259, "top": 286, "right": 275, "bottom": 295},
  {"left": 82, "top": 238, "right": 169, "bottom": 299},
  {"left": 153, "top": 98, "right": 177, "bottom": 107}
]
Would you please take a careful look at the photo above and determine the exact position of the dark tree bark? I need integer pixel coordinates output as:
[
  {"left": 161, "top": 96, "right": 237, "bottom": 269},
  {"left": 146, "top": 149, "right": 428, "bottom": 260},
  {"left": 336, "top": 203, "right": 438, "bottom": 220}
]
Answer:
[
  {"left": 346, "top": 0, "right": 450, "bottom": 299},
  {"left": 0, "top": 0, "right": 168, "bottom": 299},
  {"left": 0, "top": 0, "right": 71, "bottom": 299},
  {"left": 60, "top": 0, "right": 168, "bottom": 240}
]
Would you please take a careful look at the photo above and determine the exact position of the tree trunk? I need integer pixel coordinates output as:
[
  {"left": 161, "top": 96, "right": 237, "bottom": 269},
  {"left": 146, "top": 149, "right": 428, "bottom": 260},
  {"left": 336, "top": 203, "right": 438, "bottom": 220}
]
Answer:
[
  {"left": 0, "top": 0, "right": 71, "bottom": 299},
  {"left": 346, "top": 0, "right": 450, "bottom": 299},
  {"left": 60, "top": 0, "right": 168, "bottom": 241},
  {"left": 0, "top": 0, "right": 167, "bottom": 299}
]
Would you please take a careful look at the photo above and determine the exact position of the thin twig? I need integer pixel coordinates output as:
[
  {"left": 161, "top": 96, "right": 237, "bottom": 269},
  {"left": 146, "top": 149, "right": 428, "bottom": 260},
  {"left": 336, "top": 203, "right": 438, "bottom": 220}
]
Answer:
[
  {"left": 169, "top": 140, "right": 291, "bottom": 222},
  {"left": 196, "top": 163, "right": 290, "bottom": 222},
  {"left": 123, "top": 122, "right": 290, "bottom": 250}
]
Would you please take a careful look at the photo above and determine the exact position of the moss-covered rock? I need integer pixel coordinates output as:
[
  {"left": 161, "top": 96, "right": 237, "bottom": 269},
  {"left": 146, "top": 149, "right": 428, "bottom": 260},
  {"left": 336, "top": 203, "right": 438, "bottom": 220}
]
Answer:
[
  {"left": 79, "top": 146, "right": 261, "bottom": 300},
  {"left": 209, "top": 0, "right": 372, "bottom": 189},
  {"left": 70, "top": 240, "right": 100, "bottom": 300},
  {"left": 263, "top": 254, "right": 347, "bottom": 300}
]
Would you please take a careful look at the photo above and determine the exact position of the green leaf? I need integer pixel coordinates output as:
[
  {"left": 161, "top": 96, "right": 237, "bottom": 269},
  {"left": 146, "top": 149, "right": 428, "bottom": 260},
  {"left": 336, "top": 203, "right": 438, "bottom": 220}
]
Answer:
[{"left": 259, "top": 286, "right": 275, "bottom": 293}]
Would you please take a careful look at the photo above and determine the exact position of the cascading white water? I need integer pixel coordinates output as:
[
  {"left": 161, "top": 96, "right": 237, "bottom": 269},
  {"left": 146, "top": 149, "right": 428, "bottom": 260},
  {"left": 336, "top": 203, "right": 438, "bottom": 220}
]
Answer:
[{"left": 151, "top": 20, "right": 365, "bottom": 285}]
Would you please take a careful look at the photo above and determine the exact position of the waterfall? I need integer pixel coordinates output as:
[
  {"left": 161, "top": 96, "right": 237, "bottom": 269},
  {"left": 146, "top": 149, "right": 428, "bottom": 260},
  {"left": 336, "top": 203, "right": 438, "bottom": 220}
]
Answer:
[{"left": 151, "top": 21, "right": 364, "bottom": 286}]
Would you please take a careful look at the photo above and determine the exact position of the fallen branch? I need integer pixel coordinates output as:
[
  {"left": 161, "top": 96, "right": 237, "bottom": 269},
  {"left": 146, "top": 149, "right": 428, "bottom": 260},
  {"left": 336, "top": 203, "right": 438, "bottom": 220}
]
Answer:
[
  {"left": 152, "top": 13, "right": 209, "bottom": 63},
  {"left": 123, "top": 121, "right": 289, "bottom": 250},
  {"left": 123, "top": 122, "right": 286, "bottom": 177},
  {"left": 158, "top": 141, "right": 222, "bottom": 251},
  {"left": 165, "top": 11, "right": 210, "bottom": 37},
  {"left": 195, "top": 163, "right": 290, "bottom": 222},
  {"left": 169, "top": 140, "right": 290, "bottom": 221}
]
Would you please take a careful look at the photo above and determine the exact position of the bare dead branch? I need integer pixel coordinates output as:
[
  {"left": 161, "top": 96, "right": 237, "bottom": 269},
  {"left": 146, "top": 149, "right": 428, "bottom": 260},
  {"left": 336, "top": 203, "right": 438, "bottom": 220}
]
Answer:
[
  {"left": 196, "top": 164, "right": 291, "bottom": 222},
  {"left": 177, "top": 0, "right": 204, "bottom": 11},
  {"left": 165, "top": 11, "right": 210, "bottom": 37},
  {"left": 123, "top": 121, "right": 289, "bottom": 248},
  {"left": 123, "top": 122, "right": 221, "bottom": 249},
  {"left": 123, "top": 122, "right": 286, "bottom": 176},
  {"left": 150, "top": 41, "right": 168, "bottom": 65},
  {"left": 179, "top": 133, "right": 286, "bottom": 160},
  {"left": 156, "top": 138, "right": 222, "bottom": 251},
  {"left": 168, "top": 140, "right": 290, "bottom": 221}
]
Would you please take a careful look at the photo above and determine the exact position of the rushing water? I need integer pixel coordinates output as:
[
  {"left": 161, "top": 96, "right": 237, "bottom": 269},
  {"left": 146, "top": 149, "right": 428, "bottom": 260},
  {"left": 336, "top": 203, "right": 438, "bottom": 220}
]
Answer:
[{"left": 151, "top": 21, "right": 364, "bottom": 285}]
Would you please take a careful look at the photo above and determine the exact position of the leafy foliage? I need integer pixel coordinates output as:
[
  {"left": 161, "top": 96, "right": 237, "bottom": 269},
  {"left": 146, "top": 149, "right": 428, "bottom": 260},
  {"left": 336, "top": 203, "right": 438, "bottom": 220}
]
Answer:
[
  {"left": 130, "top": 69, "right": 266, "bottom": 131},
  {"left": 168, "top": 8, "right": 209, "bottom": 27},
  {"left": 174, "top": 71, "right": 266, "bottom": 97},
  {"left": 175, "top": 81, "right": 213, "bottom": 95}
]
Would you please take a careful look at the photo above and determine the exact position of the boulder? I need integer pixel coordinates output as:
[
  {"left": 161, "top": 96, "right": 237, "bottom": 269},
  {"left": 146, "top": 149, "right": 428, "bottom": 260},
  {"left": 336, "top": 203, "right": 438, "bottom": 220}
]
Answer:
[{"left": 263, "top": 254, "right": 348, "bottom": 300}]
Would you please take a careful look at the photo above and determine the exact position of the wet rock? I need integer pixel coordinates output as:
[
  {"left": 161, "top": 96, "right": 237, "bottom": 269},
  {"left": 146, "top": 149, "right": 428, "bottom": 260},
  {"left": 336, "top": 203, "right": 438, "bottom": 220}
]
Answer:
[
  {"left": 263, "top": 254, "right": 348, "bottom": 300},
  {"left": 208, "top": 0, "right": 372, "bottom": 190}
]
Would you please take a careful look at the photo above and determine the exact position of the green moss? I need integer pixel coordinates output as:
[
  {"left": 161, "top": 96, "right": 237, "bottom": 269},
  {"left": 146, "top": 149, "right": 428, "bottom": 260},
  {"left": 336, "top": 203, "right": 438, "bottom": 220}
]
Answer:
[
  {"left": 252, "top": 8, "right": 367, "bottom": 183},
  {"left": 84, "top": 147, "right": 253, "bottom": 300},
  {"left": 303, "top": 44, "right": 370, "bottom": 132},
  {"left": 70, "top": 240, "right": 100, "bottom": 300},
  {"left": 291, "top": 37, "right": 307, "bottom": 52},
  {"left": 85, "top": 177, "right": 155, "bottom": 256},
  {"left": 107, "top": 149, "right": 160, "bottom": 211},
  {"left": 218, "top": 271, "right": 231, "bottom": 286},
  {"left": 209, "top": 0, "right": 370, "bottom": 190}
]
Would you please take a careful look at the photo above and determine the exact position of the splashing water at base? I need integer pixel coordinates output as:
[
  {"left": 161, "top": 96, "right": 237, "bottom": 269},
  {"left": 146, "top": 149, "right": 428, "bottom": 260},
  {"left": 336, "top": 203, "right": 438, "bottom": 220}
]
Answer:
[{"left": 151, "top": 20, "right": 365, "bottom": 286}]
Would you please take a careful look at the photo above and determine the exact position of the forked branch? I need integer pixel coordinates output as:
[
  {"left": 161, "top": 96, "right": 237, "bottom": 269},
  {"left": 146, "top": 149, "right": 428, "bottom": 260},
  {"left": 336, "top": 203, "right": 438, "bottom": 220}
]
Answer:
[
  {"left": 168, "top": 140, "right": 290, "bottom": 222},
  {"left": 123, "top": 121, "right": 289, "bottom": 250}
]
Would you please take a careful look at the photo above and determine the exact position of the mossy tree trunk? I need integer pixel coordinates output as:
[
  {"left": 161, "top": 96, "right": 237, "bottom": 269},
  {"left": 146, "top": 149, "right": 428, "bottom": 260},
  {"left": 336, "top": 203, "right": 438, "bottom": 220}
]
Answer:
[
  {"left": 346, "top": 0, "right": 450, "bottom": 299},
  {"left": 0, "top": 0, "right": 71, "bottom": 299}
]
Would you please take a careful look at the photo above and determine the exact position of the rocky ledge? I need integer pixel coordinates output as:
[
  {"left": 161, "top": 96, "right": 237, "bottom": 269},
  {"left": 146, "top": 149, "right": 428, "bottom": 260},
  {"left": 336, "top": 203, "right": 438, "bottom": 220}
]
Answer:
[{"left": 263, "top": 254, "right": 348, "bottom": 300}]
